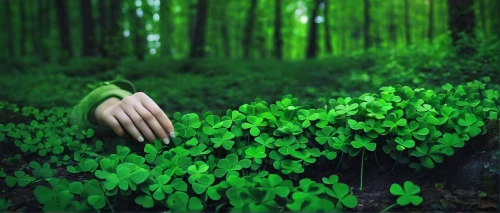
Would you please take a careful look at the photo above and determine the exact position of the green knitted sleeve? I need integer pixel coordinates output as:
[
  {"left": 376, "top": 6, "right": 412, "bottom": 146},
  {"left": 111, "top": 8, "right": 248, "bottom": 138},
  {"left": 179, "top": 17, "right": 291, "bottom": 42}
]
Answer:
[{"left": 69, "top": 79, "right": 137, "bottom": 134}]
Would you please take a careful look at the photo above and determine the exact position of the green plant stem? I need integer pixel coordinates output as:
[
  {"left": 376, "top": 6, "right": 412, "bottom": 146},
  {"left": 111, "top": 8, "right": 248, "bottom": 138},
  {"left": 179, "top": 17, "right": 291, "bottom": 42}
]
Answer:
[
  {"left": 360, "top": 149, "right": 365, "bottom": 191},
  {"left": 333, "top": 152, "right": 344, "bottom": 173},
  {"left": 374, "top": 148, "right": 381, "bottom": 169},
  {"left": 380, "top": 203, "right": 398, "bottom": 212},
  {"left": 106, "top": 197, "right": 115, "bottom": 213},
  {"left": 390, "top": 151, "right": 403, "bottom": 172}
]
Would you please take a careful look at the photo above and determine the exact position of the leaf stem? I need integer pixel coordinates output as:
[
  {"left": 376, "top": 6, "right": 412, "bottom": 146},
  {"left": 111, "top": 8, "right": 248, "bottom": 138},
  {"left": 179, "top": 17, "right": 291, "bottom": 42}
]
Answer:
[
  {"left": 106, "top": 197, "right": 115, "bottom": 213},
  {"left": 380, "top": 203, "right": 398, "bottom": 212},
  {"left": 360, "top": 149, "right": 365, "bottom": 191},
  {"left": 333, "top": 152, "right": 344, "bottom": 173},
  {"left": 374, "top": 148, "right": 381, "bottom": 169},
  {"left": 390, "top": 151, "right": 403, "bottom": 172}
]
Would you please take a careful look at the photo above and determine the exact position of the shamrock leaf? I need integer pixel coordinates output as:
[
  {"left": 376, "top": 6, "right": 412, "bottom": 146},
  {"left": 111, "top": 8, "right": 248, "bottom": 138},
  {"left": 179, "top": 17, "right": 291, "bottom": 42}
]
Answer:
[
  {"left": 434, "top": 133, "right": 464, "bottom": 156},
  {"left": 245, "top": 146, "right": 267, "bottom": 164},
  {"left": 394, "top": 137, "right": 415, "bottom": 151},
  {"left": 254, "top": 133, "right": 276, "bottom": 148},
  {"left": 242, "top": 116, "right": 267, "bottom": 136},
  {"left": 335, "top": 103, "right": 359, "bottom": 116},
  {"left": 315, "top": 126, "right": 335, "bottom": 145},
  {"left": 173, "top": 113, "right": 201, "bottom": 137},
  {"left": 259, "top": 174, "right": 290, "bottom": 198},
  {"left": 325, "top": 182, "right": 358, "bottom": 208},
  {"left": 457, "top": 113, "right": 484, "bottom": 137},
  {"left": 6, "top": 171, "right": 35, "bottom": 187},
  {"left": 390, "top": 181, "right": 423, "bottom": 206},
  {"left": 297, "top": 109, "right": 319, "bottom": 128},
  {"left": 351, "top": 134, "right": 376, "bottom": 151},
  {"left": 210, "top": 129, "right": 235, "bottom": 150},
  {"left": 214, "top": 154, "right": 251, "bottom": 178}
]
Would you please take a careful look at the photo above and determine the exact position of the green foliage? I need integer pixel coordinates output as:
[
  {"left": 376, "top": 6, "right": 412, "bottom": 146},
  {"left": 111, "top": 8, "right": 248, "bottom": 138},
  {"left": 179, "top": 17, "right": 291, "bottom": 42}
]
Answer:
[
  {"left": 381, "top": 181, "right": 423, "bottom": 212},
  {"left": 0, "top": 79, "right": 498, "bottom": 212}
]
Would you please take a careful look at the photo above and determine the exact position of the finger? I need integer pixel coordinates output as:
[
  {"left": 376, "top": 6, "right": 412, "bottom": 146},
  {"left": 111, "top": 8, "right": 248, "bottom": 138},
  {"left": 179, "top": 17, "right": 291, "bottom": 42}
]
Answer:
[
  {"left": 136, "top": 92, "right": 175, "bottom": 136},
  {"left": 114, "top": 110, "right": 144, "bottom": 143},
  {"left": 103, "top": 115, "right": 126, "bottom": 137},
  {"left": 134, "top": 105, "right": 170, "bottom": 145},
  {"left": 123, "top": 106, "right": 157, "bottom": 143}
]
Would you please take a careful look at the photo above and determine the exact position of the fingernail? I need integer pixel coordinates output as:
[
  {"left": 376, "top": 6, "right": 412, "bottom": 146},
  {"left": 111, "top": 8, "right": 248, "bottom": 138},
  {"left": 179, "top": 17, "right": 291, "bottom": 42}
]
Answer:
[
  {"left": 163, "top": 137, "right": 170, "bottom": 145},
  {"left": 169, "top": 132, "right": 176, "bottom": 139},
  {"left": 137, "top": 136, "right": 144, "bottom": 142}
]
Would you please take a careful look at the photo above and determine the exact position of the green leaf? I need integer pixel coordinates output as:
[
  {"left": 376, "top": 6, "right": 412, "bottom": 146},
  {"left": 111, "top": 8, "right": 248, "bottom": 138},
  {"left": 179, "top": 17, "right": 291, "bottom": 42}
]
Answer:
[
  {"left": 390, "top": 181, "right": 423, "bottom": 206},
  {"left": 129, "top": 169, "right": 149, "bottom": 184},
  {"left": 135, "top": 195, "right": 154, "bottom": 208},
  {"left": 34, "top": 186, "right": 53, "bottom": 204},
  {"left": 88, "top": 195, "right": 106, "bottom": 209}
]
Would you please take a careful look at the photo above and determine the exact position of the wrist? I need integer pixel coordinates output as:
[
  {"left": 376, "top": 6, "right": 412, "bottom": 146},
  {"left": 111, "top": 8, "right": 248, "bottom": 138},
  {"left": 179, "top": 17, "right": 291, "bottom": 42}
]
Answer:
[{"left": 94, "top": 97, "right": 121, "bottom": 126}]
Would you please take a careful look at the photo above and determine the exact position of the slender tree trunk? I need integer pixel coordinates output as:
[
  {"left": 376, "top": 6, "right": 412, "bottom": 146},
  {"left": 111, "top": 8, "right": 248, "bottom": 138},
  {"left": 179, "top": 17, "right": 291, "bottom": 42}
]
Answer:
[
  {"left": 188, "top": 0, "right": 197, "bottom": 49},
  {"left": 98, "top": 0, "right": 108, "bottom": 57},
  {"left": 55, "top": 0, "right": 73, "bottom": 59},
  {"left": 19, "top": 0, "right": 27, "bottom": 56},
  {"left": 480, "top": 0, "right": 487, "bottom": 39},
  {"left": 273, "top": 0, "right": 283, "bottom": 59},
  {"left": 80, "top": 0, "right": 95, "bottom": 56},
  {"left": 306, "top": 0, "right": 321, "bottom": 58},
  {"left": 363, "top": 0, "right": 370, "bottom": 50},
  {"left": 404, "top": 0, "right": 411, "bottom": 46},
  {"left": 160, "top": 0, "right": 174, "bottom": 56},
  {"left": 448, "top": 0, "right": 475, "bottom": 54},
  {"left": 5, "top": 0, "right": 14, "bottom": 57},
  {"left": 447, "top": 0, "right": 475, "bottom": 41},
  {"left": 108, "top": 0, "right": 125, "bottom": 59},
  {"left": 129, "top": 0, "right": 146, "bottom": 60},
  {"left": 41, "top": 0, "right": 51, "bottom": 61},
  {"left": 339, "top": 0, "right": 345, "bottom": 53},
  {"left": 428, "top": 0, "right": 434, "bottom": 43},
  {"left": 220, "top": 1, "right": 230, "bottom": 57},
  {"left": 189, "top": 0, "right": 208, "bottom": 58},
  {"left": 243, "top": 0, "right": 257, "bottom": 58},
  {"left": 324, "top": 0, "right": 332, "bottom": 53},
  {"left": 388, "top": 0, "right": 397, "bottom": 44},
  {"left": 33, "top": 0, "right": 41, "bottom": 55}
]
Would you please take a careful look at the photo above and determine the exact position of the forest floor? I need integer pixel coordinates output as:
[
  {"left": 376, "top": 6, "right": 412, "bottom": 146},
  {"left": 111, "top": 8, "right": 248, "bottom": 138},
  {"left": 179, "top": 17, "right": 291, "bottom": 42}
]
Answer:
[
  {"left": 1, "top": 53, "right": 499, "bottom": 212},
  {"left": 1, "top": 107, "right": 498, "bottom": 212}
]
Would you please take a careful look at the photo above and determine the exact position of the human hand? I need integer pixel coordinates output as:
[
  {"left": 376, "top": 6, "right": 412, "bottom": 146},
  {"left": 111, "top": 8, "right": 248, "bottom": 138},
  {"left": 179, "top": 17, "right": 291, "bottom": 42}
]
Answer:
[{"left": 94, "top": 92, "right": 175, "bottom": 144}]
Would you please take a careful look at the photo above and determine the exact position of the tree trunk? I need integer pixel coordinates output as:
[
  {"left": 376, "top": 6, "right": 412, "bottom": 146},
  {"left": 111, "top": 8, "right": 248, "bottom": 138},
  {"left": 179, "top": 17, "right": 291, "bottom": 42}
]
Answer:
[
  {"left": 323, "top": 0, "right": 332, "bottom": 54},
  {"left": 404, "top": 0, "right": 411, "bottom": 46},
  {"left": 448, "top": 0, "right": 475, "bottom": 40},
  {"left": 19, "top": 0, "right": 27, "bottom": 56},
  {"left": 4, "top": 0, "right": 14, "bottom": 57},
  {"left": 108, "top": 0, "right": 125, "bottom": 59},
  {"left": 41, "top": 0, "right": 51, "bottom": 61},
  {"left": 447, "top": 0, "right": 475, "bottom": 54},
  {"left": 55, "top": 0, "right": 73, "bottom": 59},
  {"left": 98, "top": 0, "right": 108, "bottom": 57},
  {"left": 189, "top": 0, "right": 208, "bottom": 58},
  {"left": 220, "top": 0, "right": 230, "bottom": 57},
  {"left": 480, "top": 0, "right": 487, "bottom": 39},
  {"left": 129, "top": 0, "right": 146, "bottom": 60},
  {"left": 33, "top": 0, "right": 41, "bottom": 55},
  {"left": 243, "top": 0, "right": 257, "bottom": 59},
  {"left": 363, "top": 0, "right": 370, "bottom": 50},
  {"left": 428, "top": 0, "right": 434, "bottom": 43},
  {"left": 80, "top": 0, "right": 95, "bottom": 56},
  {"left": 160, "top": 0, "right": 174, "bottom": 56},
  {"left": 273, "top": 0, "right": 283, "bottom": 59},
  {"left": 306, "top": 0, "right": 321, "bottom": 58},
  {"left": 188, "top": 0, "right": 197, "bottom": 50},
  {"left": 388, "top": 0, "right": 397, "bottom": 44}
]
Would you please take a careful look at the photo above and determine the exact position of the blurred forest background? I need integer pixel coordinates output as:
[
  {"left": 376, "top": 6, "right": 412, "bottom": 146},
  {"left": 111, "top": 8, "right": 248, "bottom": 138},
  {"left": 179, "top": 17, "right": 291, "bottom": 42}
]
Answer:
[{"left": 0, "top": 0, "right": 499, "bottom": 114}]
